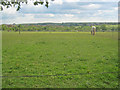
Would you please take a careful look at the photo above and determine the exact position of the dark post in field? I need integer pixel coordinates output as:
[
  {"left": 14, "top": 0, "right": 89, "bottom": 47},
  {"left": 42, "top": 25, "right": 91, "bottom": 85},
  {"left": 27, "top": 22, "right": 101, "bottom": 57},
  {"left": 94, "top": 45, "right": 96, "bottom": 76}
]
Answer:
[
  {"left": 111, "top": 27, "right": 114, "bottom": 38},
  {"left": 18, "top": 24, "right": 21, "bottom": 34}
]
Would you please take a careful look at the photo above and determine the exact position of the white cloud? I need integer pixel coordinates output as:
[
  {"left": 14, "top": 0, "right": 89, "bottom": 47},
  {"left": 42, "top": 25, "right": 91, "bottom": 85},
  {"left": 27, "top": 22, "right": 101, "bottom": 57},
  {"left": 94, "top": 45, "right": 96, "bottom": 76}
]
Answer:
[
  {"left": 93, "top": 8, "right": 117, "bottom": 16},
  {"left": 64, "top": 0, "right": 80, "bottom": 2},
  {"left": 34, "top": 13, "right": 55, "bottom": 17},
  {"left": 24, "top": 14, "right": 34, "bottom": 18},
  {"left": 69, "top": 9, "right": 81, "bottom": 14},
  {"left": 64, "top": 14, "right": 74, "bottom": 17},
  {"left": 51, "top": 0, "right": 63, "bottom": 5},
  {"left": 100, "top": 0, "right": 119, "bottom": 2},
  {"left": 23, "top": 13, "right": 55, "bottom": 18},
  {"left": 81, "top": 3, "right": 101, "bottom": 9},
  {"left": 114, "top": 7, "right": 118, "bottom": 11},
  {"left": 2, "top": 12, "right": 118, "bottom": 24},
  {"left": 2, "top": 7, "right": 17, "bottom": 15},
  {"left": 64, "top": 0, "right": 119, "bottom": 2},
  {"left": 92, "top": 10, "right": 102, "bottom": 16},
  {"left": 48, "top": 14, "right": 55, "bottom": 17},
  {"left": 77, "top": 16, "right": 117, "bottom": 22}
]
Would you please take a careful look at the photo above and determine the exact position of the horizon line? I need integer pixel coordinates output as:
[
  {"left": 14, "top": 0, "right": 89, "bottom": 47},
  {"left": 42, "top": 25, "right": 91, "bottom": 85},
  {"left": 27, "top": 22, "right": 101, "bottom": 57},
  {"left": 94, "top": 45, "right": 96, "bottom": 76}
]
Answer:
[{"left": 1, "top": 21, "right": 118, "bottom": 25}]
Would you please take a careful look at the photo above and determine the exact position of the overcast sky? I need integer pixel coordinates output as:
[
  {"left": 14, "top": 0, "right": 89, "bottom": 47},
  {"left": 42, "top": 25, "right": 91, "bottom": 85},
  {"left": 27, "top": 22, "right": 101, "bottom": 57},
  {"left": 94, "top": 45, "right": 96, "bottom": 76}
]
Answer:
[{"left": 0, "top": 0, "right": 119, "bottom": 24}]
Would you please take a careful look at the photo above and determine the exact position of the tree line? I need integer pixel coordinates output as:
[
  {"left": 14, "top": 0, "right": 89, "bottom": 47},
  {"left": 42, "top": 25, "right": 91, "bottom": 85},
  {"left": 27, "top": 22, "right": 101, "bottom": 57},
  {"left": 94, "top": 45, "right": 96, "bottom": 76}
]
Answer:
[{"left": 1, "top": 24, "right": 118, "bottom": 32}]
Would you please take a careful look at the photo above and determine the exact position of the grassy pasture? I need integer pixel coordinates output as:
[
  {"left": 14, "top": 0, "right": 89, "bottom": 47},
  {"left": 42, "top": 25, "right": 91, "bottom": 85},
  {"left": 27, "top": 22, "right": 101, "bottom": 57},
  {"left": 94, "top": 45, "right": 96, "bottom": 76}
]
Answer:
[{"left": 2, "top": 32, "right": 118, "bottom": 88}]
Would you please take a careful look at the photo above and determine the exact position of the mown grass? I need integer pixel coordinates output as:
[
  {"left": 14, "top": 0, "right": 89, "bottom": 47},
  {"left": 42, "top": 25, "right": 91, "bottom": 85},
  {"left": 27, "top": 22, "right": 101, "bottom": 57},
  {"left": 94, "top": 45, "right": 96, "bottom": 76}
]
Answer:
[{"left": 2, "top": 32, "right": 118, "bottom": 88}]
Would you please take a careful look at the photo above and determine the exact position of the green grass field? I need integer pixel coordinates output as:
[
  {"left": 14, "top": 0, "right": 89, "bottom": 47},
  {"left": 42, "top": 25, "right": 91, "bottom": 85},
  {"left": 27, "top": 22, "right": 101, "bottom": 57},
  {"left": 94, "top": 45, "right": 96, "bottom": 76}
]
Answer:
[{"left": 2, "top": 32, "right": 118, "bottom": 88}]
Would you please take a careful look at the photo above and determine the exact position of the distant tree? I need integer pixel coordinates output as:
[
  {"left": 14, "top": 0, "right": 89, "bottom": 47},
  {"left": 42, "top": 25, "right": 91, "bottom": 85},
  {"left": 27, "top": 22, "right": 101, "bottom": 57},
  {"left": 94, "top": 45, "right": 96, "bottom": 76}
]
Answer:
[
  {"left": 2, "top": 24, "right": 8, "bottom": 31},
  {"left": 14, "top": 26, "right": 17, "bottom": 31},
  {"left": 101, "top": 24, "right": 107, "bottom": 31},
  {"left": 96, "top": 26, "right": 100, "bottom": 32},
  {"left": 111, "top": 27, "right": 115, "bottom": 32}
]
